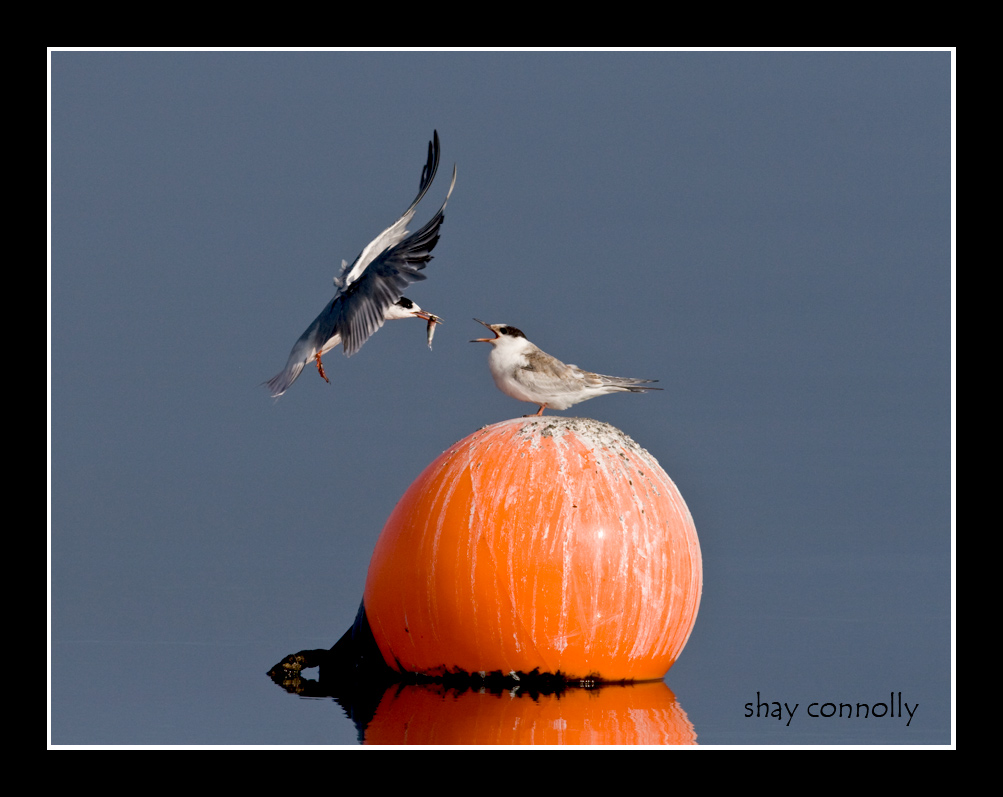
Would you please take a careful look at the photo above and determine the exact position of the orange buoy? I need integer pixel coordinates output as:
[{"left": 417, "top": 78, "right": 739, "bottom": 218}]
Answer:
[{"left": 363, "top": 417, "right": 701, "bottom": 682}]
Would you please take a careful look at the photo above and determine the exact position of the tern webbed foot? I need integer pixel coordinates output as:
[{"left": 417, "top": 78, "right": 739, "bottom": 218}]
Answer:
[{"left": 314, "top": 353, "right": 330, "bottom": 383}]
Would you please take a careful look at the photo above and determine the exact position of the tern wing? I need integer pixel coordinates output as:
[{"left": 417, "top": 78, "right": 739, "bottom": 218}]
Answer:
[
  {"left": 584, "top": 371, "right": 662, "bottom": 392},
  {"left": 516, "top": 349, "right": 596, "bottom": 394},
  {"left": 332, "top": 164, "right": 456, "bottom": 357},
  {"left": 336, "top": 131, "right": 441, "bottom": 291},
  {"left": 522, "top": 353, "right": 661, "bottom": 393}
]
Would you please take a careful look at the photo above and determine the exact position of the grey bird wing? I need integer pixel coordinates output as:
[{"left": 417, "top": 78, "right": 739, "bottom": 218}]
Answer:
[
  {"left": 583, "top": 370, "right": 662, "bottom": 392},
  {"left": 332, "top": 162, "right": 456, "bottom": 357},
  {"left": 522, "top": 350, "right": 661, "bottom": 393},
  {"left": 518, "top": 349, "right": 593, "bottom": 393},
  {"left": 522, "top": 349, "right": 574, "bottom": 379},
  {"left": 335, "top": 132, "right": 442, "bottom": 291}
]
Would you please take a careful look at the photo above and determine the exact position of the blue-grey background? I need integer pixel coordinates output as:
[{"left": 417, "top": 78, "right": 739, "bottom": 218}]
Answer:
[{"left": 50, "top": 51, "right": 953, "bottom": 746}]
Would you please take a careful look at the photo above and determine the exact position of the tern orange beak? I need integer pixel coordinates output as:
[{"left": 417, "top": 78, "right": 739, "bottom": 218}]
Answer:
[
  {"left": 470, "top": 318, "right": 499, "bottom": 343},
  {"left": 415, "top": 310, "right": 442, "bottom": 323}
]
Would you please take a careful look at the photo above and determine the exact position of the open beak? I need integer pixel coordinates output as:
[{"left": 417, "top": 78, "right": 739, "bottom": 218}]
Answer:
[{"left": 470, "top": 318, "right": 499, "bottom": 343}]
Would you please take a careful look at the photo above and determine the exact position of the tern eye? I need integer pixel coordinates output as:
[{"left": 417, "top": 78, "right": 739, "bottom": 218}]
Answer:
[
  {"left": 501, "top": 326, "right": 525, "bottom": 339},
  {"left": 397, "top": 297, "right": 414, "bottom": 309}
]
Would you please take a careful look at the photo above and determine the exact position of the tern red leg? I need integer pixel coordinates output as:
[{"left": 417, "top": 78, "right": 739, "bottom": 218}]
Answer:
[{"left": 314, "top": 353, "right": 330, "bottom": 383}]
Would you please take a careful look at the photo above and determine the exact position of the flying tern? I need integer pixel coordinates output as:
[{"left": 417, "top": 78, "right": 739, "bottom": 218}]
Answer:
[
  {"left": 470, "top": 320, "right": 662, "bottom": 415},
  {"left": 266, "top": 132, "right": 454, "bottom": 398}
]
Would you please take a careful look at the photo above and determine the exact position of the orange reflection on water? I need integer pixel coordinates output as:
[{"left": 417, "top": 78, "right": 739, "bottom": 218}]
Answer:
[{"left": 363, "top": 679, "right": 696, "bottom": 745}]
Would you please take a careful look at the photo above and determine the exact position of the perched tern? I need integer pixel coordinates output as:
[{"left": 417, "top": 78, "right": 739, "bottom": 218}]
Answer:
[
  {"left": 266, "top": 131, "right": 454, "bottom": 398},
  {"left": 470, "top": 320, "right": 662, "bottom": 415}
]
